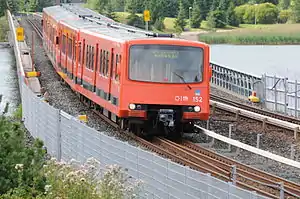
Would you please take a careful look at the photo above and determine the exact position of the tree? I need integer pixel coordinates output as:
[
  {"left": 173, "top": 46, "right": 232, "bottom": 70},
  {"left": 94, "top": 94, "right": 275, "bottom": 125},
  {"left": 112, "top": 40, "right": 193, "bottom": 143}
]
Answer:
[
  {"left": 174, "top": 0, "right": 186, "bottom": 32},
  {"left": 206, "top": 9, "right": 227, "bottom": 28},
  {"left": 256, "top": 3, "right": 279, "bottom": 24},
  {"left": 105, "top": 0, "right": 117, "bottom": 20},
  {"left": 191, "top": 0, "right": 202, "bottom": 28},
  {"left": 278, "top": 0, "right": 291, "bottom": 9},
  {"left": 28, "top": 0, "right": 38, "bottom": 12},
  {"left": 290, "top": 0, "right": 300, "bottom": 22},
  {"left": 227, "top": 1, "right": 240, "bottom": 26}
]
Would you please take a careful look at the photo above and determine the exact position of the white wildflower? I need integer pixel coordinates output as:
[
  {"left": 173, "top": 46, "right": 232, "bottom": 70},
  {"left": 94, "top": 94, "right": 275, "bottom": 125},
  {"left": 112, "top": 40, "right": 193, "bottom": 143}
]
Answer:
[
  {"left": 44, "top": 184, "right": 52, "bottom": 192},
  {"left": 15, "top": 164, "right": 24, "bottom": 172}
]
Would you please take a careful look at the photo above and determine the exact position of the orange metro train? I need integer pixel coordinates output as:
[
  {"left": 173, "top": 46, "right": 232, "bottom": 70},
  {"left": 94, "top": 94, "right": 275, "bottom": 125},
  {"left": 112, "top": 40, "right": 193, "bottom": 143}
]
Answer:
[{"left": 42, "top": 4, "right": 212, "bottom": 137}]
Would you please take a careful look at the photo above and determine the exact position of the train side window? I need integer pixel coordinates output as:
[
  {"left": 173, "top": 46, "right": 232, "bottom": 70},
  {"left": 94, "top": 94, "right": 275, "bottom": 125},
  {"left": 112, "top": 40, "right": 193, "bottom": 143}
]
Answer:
[
  {"left": 91, "top": 46, "right": 94, "bottom": 71},
  {"left": 99, "top": 50, "right": 102, "bottom": 74},
  {"left": 101, "top": 50, "right": 105, "bottom": 75},
  {"left": 105, "top": 51, "right": 109, "bottom": 77},
  {"left": 68, "top": 38, "right": 72, "bottom": 59},
  {"left": 115, "top": 54, "right": 120, "bottom": 81},
  {"left": 86, "top": 44, "right": 89, "bottom": 69},
  {"left": 99, "top": 49, "right": 102, "bottom": 74},
  {"left": 62, "top": 35, "right": 66, "bottom": 54},
  {"left": 78, "top": 42, "right": 81, "bottom": 64},
  {"left": 73, "top": 40, "right": 76, "bottom": 61},
  {"left": 111, "top": 51, "right": 114, "bottom": 78}
]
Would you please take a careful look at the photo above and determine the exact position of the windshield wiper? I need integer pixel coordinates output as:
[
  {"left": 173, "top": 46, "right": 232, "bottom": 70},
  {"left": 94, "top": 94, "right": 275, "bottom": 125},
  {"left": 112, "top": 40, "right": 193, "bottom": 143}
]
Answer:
[{"left": 172, "top": 72, "right": 192, "bottom": 90}]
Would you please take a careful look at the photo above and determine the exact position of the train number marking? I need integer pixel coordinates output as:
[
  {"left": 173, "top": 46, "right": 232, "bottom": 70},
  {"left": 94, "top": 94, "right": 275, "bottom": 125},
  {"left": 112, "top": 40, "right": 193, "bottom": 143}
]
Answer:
[
  {"left": 175, "top": 96, "right": 189, "bottom": 102},
  {"left": 192, "top": 96, "right": 202, "bottom": 103}
]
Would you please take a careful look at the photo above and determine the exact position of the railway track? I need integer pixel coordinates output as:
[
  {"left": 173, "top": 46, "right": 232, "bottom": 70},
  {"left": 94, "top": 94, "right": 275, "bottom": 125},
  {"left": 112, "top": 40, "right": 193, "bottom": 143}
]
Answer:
[
  {"left": 210, "top": 93, "right": 300, "bottom": 126},
  {"left": 25, "top": 14, "right": 300, "bottom": 198}
]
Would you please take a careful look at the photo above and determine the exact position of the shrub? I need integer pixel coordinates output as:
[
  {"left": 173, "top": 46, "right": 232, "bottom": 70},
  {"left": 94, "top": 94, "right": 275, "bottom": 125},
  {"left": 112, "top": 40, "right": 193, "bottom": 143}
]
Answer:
[
  {"left": 0, "top": 116, "right": 47, "bottom": 196},
  {"left": 256, "top": 3, "right": 279, "bottom": 24},
  {"left": 234, "top": 4, "right": 250, "bottom": 23},
  {"left": 1, "top": 157, "right": 143, "bottom": 199},
  {"left": 279, "top": 9, "right": 292, "bottom": 23},
  {"left": 153, "top": 18, "right": 165, "bottom": 31},
  {"left": 235, "top": 3, "right": 279, "bottom": 24}
]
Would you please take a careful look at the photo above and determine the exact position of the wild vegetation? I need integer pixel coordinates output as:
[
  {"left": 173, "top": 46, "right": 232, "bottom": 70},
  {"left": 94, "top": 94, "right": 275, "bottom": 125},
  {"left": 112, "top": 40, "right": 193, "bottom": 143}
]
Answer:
[
  {"left": 0, "top": 15, "right": 9, "bottom": 41},
  {"left": 0, "top": 105, "right": 141, "bottom": 198}
]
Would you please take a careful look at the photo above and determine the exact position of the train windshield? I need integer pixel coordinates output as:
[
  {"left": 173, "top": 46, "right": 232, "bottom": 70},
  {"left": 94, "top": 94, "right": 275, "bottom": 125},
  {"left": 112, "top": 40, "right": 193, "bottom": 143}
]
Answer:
[{"left": 129, "top": 45, "right": 203, "bottom": 83}]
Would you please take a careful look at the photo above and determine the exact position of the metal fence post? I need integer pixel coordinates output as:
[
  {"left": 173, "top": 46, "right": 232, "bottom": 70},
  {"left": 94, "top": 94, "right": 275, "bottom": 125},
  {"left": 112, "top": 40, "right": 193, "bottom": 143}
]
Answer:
[
  {"left": 56, "top": 110, "right": 62, "bottom": 161},
  {"left": 279, "top": 182, "right": 284, "bottom": 199},
  {"left": 284, "top": 78, "right": 288, "bottom": 115},
  {"left": 274, "top": 75, "right": 278, "bottom": 112},
  {"left": 295, "top": 80, "right": 298, "bottom": 117},
  {"left": 231, "top": 165, "right": 237, "bottom": 186}
]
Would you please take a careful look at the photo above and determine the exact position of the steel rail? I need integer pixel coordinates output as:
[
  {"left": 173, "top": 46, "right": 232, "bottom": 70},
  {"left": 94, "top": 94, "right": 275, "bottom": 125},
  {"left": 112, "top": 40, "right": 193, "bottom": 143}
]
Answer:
[
  {"left": 210, "top": 94, "right": 300, "bottom": 125},
  {"left": 26, "top": 18, "right": 43, "bottom": 39},
  {"left": 180, "top": 139, "right": 300, "bottom": 198},
  {"left": 152, "top": 137, "right": 281, "bottom": 199}
]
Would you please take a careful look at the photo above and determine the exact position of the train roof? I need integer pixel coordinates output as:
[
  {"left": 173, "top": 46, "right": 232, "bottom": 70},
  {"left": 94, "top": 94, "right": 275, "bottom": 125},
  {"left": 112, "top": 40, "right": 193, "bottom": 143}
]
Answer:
[{"left": 43, "top": 4, "right": 174, "bottom": 41}]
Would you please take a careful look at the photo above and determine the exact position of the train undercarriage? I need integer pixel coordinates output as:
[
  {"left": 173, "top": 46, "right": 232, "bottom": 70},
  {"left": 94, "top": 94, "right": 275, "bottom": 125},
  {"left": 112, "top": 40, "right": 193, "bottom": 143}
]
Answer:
[
  {"left": 121, "top": 105, "right": 200, "bottom": 138},
  {"left": 76, "top": 91, "right": 199, "bottom": 138}
]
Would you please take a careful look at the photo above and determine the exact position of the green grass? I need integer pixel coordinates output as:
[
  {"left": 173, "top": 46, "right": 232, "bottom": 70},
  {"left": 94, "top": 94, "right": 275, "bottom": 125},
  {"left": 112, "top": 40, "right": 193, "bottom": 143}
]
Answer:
[
  {"left": 114, "top": 11, "right": 226, "bottom": 33},
  {"left": 199, "top": 23, "right": 300, "bottom": 45},
  {"left": 0, "top": 15, "right": 9, "bottom": 42}
]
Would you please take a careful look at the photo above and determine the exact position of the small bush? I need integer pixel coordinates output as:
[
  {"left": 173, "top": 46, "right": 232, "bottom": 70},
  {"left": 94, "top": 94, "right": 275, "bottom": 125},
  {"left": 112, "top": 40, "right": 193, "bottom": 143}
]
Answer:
[
  {"left": 1, "top": 157, "right": 142, "bottom": 199},
  {"left": 235, "top": 3, "right": 279, "bottom": 24},
  {"left": 279, "top": 9, "right": 292, "bottom": 23},
  {"left": 234, "top": 4, "right": 250, "bottom": 24},
  {"left": 153, "top": 18, "right": 165, "bottom": 31},
  {"left": 256, "top": 3, "right": 279, "bottom": 24}
]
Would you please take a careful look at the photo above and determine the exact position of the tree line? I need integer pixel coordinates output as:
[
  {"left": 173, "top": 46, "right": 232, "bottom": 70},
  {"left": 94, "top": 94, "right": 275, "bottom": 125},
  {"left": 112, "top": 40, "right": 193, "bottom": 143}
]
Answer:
[
  {"left": 1, "top": 0, "right": 300, "bottom": 32},
  {"left": 86, "top": 0, "right": 300, "bottom": 32}
]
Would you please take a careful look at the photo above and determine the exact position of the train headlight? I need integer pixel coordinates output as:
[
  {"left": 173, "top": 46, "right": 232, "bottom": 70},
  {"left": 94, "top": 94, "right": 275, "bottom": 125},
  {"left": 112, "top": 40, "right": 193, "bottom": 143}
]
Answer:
[
  {"left": 129, "top": 103, "right": 136, "bottom": 110},
  {"left": 194, "top": 106, "right": 201, "bottom": 112}
]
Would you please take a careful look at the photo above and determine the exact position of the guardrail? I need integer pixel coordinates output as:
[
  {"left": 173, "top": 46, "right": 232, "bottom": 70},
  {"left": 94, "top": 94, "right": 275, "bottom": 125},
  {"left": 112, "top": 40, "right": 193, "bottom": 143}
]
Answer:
[
  {"left": 263, "top": 74, "right": 300, "bottom": 118},
  {"left": 7, "top": 9, "right": 270, "bottom": 199},
  {"left": 210, "top": 63, "right": 262, "bottom": 98}
]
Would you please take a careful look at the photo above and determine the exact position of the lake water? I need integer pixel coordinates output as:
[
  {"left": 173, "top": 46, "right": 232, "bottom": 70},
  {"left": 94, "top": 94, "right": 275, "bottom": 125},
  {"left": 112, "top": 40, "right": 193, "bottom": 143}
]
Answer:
[
  {"left": 210, "top": 44, "right": 300, "bottom": 81},
  {"left": 0, "top": 45, "right": 20, "bottom": 115}
]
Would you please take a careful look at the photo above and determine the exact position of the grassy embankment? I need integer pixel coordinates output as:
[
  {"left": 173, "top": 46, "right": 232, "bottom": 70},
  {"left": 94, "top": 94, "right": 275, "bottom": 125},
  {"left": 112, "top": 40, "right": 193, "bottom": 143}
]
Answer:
[
  {"left": 0, "top": 15, "right": 9, "bottom": 42},
  {"left": 115, "top": 12, "right": 300, "bottom": 45},
  {"left": 199, "top": 23, "right": 300, "bottom": 45}
]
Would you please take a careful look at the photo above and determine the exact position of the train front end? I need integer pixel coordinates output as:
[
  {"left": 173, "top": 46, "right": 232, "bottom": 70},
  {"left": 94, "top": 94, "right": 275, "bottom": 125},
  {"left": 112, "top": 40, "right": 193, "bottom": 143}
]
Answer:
[{"left": 120, "top": 38, "right": 211, "bottom": 137}]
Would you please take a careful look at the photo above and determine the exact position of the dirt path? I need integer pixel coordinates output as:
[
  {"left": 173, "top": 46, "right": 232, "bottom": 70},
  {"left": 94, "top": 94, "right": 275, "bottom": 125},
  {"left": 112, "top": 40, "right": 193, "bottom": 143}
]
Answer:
[{"left": 179, "top": 29, "right": 233, "bottom": 41}]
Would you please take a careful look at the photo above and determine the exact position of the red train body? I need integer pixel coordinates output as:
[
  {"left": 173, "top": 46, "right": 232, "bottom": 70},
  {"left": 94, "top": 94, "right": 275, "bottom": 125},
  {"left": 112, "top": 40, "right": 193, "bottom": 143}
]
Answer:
[{"left": 42, "top": 4, "right": 211, "bottom": 137}]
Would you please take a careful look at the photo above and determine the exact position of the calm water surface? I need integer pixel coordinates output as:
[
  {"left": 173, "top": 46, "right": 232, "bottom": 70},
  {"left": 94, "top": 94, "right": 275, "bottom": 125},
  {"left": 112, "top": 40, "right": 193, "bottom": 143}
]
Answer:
[
  {"left": 210, "top": 44, "right": 300, "bottom": 81},
  {"left": 0, "top": 46, "right": 20, "bottom": 115}
]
